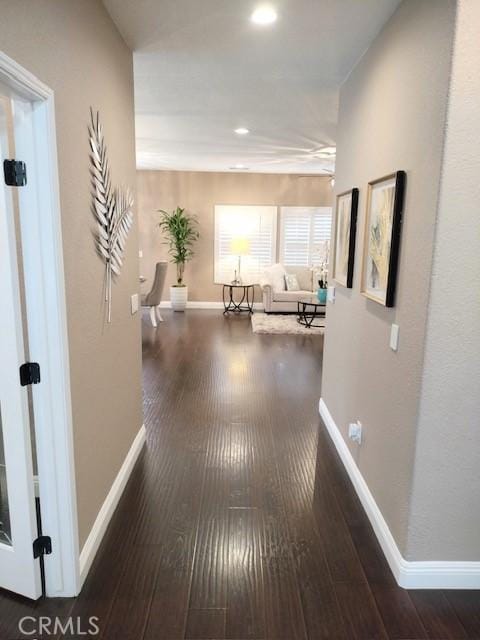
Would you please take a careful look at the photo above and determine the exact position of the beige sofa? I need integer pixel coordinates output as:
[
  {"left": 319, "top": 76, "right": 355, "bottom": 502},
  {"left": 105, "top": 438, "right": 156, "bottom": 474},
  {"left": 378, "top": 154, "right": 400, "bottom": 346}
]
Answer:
[{"left": 260, "top": 264, "right": 318, "bottom": 313}]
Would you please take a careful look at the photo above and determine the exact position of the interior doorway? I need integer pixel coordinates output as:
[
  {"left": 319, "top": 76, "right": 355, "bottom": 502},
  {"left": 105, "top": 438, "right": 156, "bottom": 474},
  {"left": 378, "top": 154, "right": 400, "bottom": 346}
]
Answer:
[
  {"left": 0, "top": 51, "right": 79, "bottom": 599},
  {"left": 0, "top": 90, "right": 42, "bottom": 599}
]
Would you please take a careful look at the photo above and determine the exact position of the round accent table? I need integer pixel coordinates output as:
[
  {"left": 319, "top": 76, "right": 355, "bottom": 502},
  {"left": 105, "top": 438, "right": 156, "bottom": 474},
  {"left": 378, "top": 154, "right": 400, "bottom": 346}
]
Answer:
[
  {"left": 297, "top": 296, "right": 326, "bottom": 328},
  {"left": 222, "top": 283, "right": 255, "bottom": 315}
]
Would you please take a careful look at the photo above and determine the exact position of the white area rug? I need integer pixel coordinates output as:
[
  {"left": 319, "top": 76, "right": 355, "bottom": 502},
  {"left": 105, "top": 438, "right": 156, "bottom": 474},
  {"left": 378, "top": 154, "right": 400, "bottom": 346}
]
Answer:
[{"left": 251, "top": 313, "right": 325, "bottom": 335}]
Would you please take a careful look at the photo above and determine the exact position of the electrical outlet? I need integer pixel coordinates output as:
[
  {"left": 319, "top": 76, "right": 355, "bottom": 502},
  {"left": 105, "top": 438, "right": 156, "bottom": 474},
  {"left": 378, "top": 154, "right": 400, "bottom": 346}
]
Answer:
[
  {"left": 348, "top": 421, "right": 362, "bottom": 444},
  {"left": 390, "top": 324, "right": 400, "bottom": 351},
  {"left": 131, "top": 293, "right": 139, "bottom": 315}
]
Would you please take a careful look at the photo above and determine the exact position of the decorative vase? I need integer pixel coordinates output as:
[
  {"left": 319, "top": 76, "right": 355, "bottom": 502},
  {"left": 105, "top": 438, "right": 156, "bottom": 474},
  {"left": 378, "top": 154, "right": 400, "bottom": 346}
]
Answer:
[
  {"left": 170, "top": 285, "right": 188, "bottom": 312},
  {"left": 317, "top": 288, "right": 327, "bottom": 304}
]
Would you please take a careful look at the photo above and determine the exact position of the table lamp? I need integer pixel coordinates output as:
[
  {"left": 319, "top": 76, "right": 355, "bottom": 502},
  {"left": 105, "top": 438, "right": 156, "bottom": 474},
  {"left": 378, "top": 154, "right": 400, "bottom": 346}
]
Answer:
[{"left": 230, "top": 237, "right": 250, "bottom": 285}]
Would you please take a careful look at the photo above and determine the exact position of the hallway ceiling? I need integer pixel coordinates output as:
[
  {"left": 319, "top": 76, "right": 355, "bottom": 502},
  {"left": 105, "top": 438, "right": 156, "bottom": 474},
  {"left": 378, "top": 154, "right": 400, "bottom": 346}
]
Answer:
[{"left": 103, "top": 0, "right": 400, "bottom": 174}]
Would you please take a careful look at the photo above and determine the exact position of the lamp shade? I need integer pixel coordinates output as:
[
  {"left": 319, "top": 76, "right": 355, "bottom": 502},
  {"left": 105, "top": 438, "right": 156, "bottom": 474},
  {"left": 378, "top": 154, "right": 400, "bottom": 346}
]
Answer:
[{"left": 231, "top": 237, "right": 250, "bottom": 256}]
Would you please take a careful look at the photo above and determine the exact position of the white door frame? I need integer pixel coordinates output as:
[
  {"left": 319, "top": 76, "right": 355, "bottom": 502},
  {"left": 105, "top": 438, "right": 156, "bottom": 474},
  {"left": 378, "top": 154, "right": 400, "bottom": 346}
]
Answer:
[
  {"left": 0, "top": 51, "right": 79, "bottom": 597},
  {"left": 0, "top": 94, "right": 42, "bottom": 599}
]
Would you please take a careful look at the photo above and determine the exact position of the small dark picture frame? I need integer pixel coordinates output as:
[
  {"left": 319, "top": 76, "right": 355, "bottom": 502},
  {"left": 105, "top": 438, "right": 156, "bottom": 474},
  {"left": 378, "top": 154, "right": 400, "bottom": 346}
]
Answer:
[
  {"left": 361, "top": 170, "right": 406, "bottom": 307},
  {"left": 332, "top": 188, "right": 359, "bottom": 289}
]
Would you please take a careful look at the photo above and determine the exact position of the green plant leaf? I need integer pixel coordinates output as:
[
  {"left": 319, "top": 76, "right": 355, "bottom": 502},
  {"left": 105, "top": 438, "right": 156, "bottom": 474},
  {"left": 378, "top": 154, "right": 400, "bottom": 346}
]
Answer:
[{"left": 157, "top": 206, "right": 199, "bottom": 284}]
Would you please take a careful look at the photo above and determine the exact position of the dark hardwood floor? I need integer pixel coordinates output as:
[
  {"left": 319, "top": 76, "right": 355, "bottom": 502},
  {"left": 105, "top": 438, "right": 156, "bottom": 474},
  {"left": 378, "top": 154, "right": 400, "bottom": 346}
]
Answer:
[{"left": 1, "top": 310, "right": 479, "bottom": 639}]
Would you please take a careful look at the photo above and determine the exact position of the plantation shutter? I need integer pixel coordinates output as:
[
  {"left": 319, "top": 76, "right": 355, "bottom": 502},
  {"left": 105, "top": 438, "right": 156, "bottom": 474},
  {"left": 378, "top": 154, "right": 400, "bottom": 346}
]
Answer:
[
  {"left": 280, "top": 209, "right": 311, "bottom": 266},
  {"left": 280, "top": 207, "right": 332, "bottom": 267},
  {"left": 312, "top": 208, "right": 333, "bottom": 266},
  {"left": 214, "top": 205, "right": 277, "bottom": 284}
]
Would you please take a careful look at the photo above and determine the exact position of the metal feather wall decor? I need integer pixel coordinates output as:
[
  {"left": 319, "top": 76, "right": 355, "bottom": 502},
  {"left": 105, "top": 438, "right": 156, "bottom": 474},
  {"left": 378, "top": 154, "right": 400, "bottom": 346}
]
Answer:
[{"left": 89, "top": 108, "right": 134, "bottom": 322}]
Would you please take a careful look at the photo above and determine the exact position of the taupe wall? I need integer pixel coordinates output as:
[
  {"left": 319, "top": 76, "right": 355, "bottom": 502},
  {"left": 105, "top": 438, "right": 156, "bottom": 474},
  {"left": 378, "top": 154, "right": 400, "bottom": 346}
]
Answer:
[
  {"left": 407, "top": 0, "right": 480, "bottom": 561},
  {"left": 0, "top": 1, "right": 142, "bottom": 547},
  {"left": 137, "top": 170, "right": 333, "bottom": 302},
  {"left": 321, "top": 0, "right": 456, "bottom": 556}
]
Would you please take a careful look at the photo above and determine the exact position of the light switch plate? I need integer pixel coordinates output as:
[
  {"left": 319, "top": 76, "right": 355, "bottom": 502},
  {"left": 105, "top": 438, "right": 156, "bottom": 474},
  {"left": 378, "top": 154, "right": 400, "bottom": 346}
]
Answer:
[
  {"left": 131, "top": 293, "right": 139, "bottom": 315},
  {"left": 390, "top": 324, "right": 399, "bottom": 351},
  {"left": 327, "top": 286, "right": 336, "bottom": 303},
  {"left": 138, "top": 249, "right": 143, "bottom": 258}
]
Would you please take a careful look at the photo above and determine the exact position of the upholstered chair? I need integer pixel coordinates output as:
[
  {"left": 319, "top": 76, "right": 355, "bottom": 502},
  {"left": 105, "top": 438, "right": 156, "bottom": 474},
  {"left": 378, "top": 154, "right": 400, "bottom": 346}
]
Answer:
[{"left": 141, "top": 261, "right": 167, "bottom": 327}]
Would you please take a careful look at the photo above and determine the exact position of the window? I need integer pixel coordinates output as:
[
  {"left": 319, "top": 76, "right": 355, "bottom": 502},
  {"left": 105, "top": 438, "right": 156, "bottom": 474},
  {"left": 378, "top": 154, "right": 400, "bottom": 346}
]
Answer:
[
  {"left": 214, "top": 205, "right": 277, "bottom": 284},
  {"left": 279, "top": 207, "right": 332, "bottom": 267}
]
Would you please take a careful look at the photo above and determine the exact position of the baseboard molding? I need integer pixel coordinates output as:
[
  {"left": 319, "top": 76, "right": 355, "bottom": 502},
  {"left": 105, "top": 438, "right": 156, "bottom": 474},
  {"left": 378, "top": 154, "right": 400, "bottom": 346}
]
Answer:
[
  {"left": 79, "top": 424, "right": 146, "bottom": 589},
  {"left": 159, "top": 301, "right": 264, "bottom": 310},
  {"left": 319, "top": 398, "right": 480, "bottom": 589}
]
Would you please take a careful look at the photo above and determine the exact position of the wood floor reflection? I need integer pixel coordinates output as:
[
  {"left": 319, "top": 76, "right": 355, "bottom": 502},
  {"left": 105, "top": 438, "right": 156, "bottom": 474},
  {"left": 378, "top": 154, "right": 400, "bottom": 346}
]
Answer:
[{"left": 0, "top": 310, "right": 478, "bottom": 639}]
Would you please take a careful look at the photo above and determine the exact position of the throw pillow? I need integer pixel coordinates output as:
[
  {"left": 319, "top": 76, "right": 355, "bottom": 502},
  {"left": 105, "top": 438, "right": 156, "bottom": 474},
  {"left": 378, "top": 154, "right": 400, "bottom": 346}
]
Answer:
[
  {"left": 263, "top": 263, "right": 287, "bottom": 292},
  {"left": 295, "top": 268, "right": 314, "bottom": 292},
  {"left": 285, "top": 273, "right": 300, "bottom": 291}
]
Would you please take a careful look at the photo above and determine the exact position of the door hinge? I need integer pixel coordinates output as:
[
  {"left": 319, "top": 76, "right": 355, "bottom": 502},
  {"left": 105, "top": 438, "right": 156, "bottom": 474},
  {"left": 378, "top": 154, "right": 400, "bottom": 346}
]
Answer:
[
  {"left": 33, "top": 536, "right": 52, "bottom": 559},
  {"left": 3, "top": 159, "right": 27, "bottom": 186},
  {"left": 19, "top": 362, "right": 41, "bottom": 386}
]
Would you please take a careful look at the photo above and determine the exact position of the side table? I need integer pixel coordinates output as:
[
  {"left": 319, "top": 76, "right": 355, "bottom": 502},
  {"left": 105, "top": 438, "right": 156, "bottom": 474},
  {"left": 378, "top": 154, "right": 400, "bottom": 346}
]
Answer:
[{"left": 222, "top": 283, "right": 255, "bottom": 314}]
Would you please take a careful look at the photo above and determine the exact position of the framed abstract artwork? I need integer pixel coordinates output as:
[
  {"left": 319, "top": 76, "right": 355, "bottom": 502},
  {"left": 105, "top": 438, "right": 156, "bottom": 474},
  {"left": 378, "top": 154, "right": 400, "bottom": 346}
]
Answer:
[
  {"left": 361, "top": 171, "right": 406, "bottom": 307},
  {"left": 333, "top": 188, "right": 359, "bottom": 288}
]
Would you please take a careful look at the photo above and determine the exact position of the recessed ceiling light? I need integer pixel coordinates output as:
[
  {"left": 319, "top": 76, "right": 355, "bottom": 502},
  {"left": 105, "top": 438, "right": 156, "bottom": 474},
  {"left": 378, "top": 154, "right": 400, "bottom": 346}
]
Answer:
[
  {"left": 251, "top": 5, "right": 277, "bottom": 25},
  {"left": 234, "top": 128, "right": 250, "bottom": 135},
  {"left": 231, "top": 164, "right": 249, "bottom": 170}
]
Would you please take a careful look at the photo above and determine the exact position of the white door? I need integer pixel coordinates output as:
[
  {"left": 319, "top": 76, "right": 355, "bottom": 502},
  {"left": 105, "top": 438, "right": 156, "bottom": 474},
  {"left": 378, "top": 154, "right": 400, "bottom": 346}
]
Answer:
[{"left": 0, "top": 94, "right": 42, "bottom": 599}]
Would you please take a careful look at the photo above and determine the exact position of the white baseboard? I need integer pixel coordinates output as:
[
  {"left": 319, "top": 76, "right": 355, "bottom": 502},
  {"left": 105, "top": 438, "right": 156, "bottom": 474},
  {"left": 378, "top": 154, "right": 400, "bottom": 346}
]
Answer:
[
  {"left": 319, "top": 398, "right": 480, "bottom": 589},
  {"left": 78, "top": 424, "right": 146, "bottom": 589},
  {"left": 159, "top": 301, "right": 264, "bottom": 310}
]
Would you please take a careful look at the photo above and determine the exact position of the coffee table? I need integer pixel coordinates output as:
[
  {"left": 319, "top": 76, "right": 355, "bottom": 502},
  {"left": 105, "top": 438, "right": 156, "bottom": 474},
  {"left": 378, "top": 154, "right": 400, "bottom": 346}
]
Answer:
[{"left": 297, "top": 296, "right": 326, "bottom": 328}]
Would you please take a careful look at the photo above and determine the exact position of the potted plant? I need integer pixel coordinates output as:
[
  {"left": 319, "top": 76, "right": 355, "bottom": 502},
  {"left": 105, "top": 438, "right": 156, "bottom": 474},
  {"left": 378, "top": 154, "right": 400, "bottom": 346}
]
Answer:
[
  {"left": 315, "top": 240, "right": 330, "bottom": 304},
  {"left": 158, "top": 206, "right": 199, "bottom": 311}
]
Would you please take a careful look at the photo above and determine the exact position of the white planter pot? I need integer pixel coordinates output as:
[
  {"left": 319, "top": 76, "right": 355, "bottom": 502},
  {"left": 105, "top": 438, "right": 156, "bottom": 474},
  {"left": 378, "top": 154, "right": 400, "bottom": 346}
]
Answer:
[{"left": 170, "top": 285, "right": 188, "bottom": 312}]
